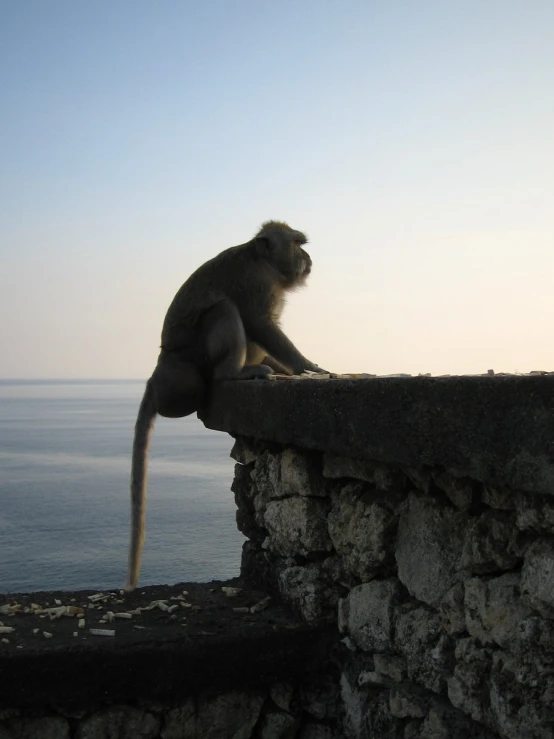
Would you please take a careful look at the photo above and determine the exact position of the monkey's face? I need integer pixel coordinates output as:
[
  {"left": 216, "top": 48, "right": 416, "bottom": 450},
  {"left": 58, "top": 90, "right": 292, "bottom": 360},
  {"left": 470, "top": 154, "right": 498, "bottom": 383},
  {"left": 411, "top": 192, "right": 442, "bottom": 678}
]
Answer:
[
  {"left": 270, "top": 240, "right": 312, "bottom": 285},
  {"left": 256, "top": 228, "right": 312, "bottom": 287}
]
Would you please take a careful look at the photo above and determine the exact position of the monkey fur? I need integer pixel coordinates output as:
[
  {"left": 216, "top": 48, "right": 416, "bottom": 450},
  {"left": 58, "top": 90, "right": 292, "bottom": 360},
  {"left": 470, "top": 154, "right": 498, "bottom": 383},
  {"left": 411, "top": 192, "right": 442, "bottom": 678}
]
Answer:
[{"left": 125, "top": 221, "right": 326, "bottom": 591}]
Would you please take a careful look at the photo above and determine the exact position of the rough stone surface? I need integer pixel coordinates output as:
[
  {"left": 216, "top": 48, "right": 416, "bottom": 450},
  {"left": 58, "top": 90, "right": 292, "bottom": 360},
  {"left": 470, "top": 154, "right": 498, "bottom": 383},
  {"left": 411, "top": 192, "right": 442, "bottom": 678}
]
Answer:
[
  {"left": 395, "top": 606, "right": 452, "bottom": 694},
  {"left": 263, "top": 497, "right": 332, "bottom": 556},
  {"left": 464, "top": 573, "right": 532, "bottom": 648},
  {"left": 388, "top": 685, "right": 427, "bottom": 718},
  {"left": 338, "top": 579, "right": 400, "bottom": 652},
  {"left": 447, "top": 638, "right": 492, "bottom": 725},
  {"left": 482, "top": 485, "right": 517, "bottom": 510},
  {"left": 373, "top": 654, "right": 407, "bottom": 683},
  {"left": 516, "top": 493, "right": 554, "bottom": 531},
  {"left": 522, "top": 539, "right": 554, "bottom": 617},
  {"left": 439, "top": 582, "right": 466, "bottom": 636},
  {"left": 280, "top": 449, "right": 327, "bottom": 498},
  {"left": 461, "top": 510, "right": 520, "bottom": 574},
  {"left": 251, "top": 450, "right": 326, "bottom": 502},
  {"left": 327, "top": 483, "right": 397, "bottom": 580},
  {"left": 396, "top": 494, "right": 469, "bottom": 606},
  {"left": 264, "top": 497, "right": 332, "bottom": 556},
  {"left": 277, "top": 565, "right": 339, "bottom": 623},
  {"left": 488, "top": 652, "right": 554, "bottom": 739}
]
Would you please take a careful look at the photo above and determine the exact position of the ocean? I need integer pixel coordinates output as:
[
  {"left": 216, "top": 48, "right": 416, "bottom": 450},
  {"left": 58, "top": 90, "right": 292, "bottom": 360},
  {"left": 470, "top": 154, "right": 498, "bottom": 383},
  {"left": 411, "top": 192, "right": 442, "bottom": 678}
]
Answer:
[{"left": 0, "top": 380, "right": 243, "bottom": 594}]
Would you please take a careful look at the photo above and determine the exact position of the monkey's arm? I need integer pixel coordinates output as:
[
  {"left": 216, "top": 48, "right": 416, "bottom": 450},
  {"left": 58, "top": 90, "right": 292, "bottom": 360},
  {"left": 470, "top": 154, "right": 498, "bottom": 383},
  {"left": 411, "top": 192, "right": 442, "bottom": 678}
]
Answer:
[{"left": 245, "top": 319, "right": 326, "bottom": 375}]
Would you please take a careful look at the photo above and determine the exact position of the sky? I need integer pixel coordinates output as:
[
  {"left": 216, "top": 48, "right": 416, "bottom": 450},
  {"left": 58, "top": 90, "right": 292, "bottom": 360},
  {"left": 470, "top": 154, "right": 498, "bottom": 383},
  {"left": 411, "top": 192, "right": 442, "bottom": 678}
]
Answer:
[{"left": 1, "top": 0, "right": 553, "bottom": 379}]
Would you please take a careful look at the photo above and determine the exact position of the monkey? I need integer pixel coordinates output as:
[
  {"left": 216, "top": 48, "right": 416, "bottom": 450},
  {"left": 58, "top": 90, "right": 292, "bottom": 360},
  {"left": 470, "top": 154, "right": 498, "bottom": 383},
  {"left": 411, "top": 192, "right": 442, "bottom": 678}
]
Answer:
[{"left": 125, "top": 220, "right": 327, "bottom": 591}]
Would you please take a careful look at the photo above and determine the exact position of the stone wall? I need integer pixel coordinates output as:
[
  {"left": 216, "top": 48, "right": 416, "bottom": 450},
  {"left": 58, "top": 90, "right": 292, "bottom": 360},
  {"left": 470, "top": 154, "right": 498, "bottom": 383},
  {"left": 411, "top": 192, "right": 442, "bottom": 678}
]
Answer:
[
  {"left": 201, "top": 375, "right": 554, "bottom": 739},
  {"left": 3, "top": 375, "right": 554, "bottom": 738},
  {"left": 0, "top": 680, "right": 339, "bottom": 739}
]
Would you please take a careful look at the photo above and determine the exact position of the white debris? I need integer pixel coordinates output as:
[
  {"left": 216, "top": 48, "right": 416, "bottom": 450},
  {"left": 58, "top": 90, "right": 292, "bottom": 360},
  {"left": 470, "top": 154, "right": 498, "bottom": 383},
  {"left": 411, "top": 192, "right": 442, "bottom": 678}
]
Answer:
[
  {"left": 87, "top": 593, "right": 107, "bottom": 603},
  {"left": 250, "top": 596, "right": 271, "bottom": 613},
  {"left": 114, "top": 612, "right": 132, "bottom": 619},
  {"left": 0, "top": 627, "right": 14, "bottom": 634},
  {"left": 89, "top": 628, "right": 115, "bottom": 637},
  {"left": 221, "top": 587, "right": 242, "bottom": 597},
  {"left": 43, "top": 631, "right": 53, "bottom": 639},
  {"left": 78, "top": 618, "right": 85, "bottom": 629}
]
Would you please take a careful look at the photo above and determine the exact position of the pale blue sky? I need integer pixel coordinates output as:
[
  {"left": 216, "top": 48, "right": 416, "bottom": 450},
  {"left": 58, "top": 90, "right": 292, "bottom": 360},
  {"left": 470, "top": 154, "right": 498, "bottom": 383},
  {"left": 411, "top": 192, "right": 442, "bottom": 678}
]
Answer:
[{"left": 1, "top": 0, "right": 553, "bottom": 378}]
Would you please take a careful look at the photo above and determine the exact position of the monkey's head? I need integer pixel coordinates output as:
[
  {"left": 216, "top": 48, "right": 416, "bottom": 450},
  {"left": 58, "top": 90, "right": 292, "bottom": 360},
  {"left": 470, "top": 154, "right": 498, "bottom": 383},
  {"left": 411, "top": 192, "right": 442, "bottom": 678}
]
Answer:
[{"left": 255, "top": 220, "right": 312, "bottom": 287}]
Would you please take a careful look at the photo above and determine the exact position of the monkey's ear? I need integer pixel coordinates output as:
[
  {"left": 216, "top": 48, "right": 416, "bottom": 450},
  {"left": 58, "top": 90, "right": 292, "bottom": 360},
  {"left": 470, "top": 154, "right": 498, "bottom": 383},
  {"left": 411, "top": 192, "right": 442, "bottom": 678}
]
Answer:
[{"left": 255, "top": 237, "right": 272, "bottom": 256}]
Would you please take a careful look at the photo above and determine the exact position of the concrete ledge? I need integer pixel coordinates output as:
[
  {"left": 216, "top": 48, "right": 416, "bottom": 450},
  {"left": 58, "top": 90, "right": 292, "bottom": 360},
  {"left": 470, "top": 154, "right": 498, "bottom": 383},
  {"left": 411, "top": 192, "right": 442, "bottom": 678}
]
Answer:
[{"left": 200, "top": 375, "right": 554, "bottom": 496}]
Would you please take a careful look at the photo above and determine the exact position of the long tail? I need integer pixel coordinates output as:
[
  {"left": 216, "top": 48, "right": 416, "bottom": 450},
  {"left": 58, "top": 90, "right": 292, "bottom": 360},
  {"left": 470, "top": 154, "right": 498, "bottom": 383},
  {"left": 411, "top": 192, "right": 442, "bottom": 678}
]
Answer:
[{"left": 125, "top": 380, "right": 157, "bottom": 591}]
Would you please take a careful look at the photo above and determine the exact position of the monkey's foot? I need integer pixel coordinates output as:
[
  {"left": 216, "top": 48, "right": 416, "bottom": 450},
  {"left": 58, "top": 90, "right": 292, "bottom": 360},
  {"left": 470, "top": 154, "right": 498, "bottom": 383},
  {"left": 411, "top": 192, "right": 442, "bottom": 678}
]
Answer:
[{"left": 236, "top": 364, "right": 274, "bottom": 380}]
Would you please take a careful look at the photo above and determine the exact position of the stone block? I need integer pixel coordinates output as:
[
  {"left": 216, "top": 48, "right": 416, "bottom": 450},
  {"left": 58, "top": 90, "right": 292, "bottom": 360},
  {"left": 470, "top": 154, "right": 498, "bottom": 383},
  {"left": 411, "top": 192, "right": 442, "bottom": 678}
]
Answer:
[
  {"left": 488, "top": 652, "right": 554, "bottom": 739},
  {"left": 278, "top": 564, "right": 339, "bottom": 623},
  {"left": 327, "top": 483, "right": 397, "bottom": 580},
  {"left": 522, "top": 539, "right": 554, "bottom": 617},
  {"left": 447, "top": 638, "right": 492, "bottom": 725},
  {"left": 395, "top": 606, "right": 452, "bottom": 694},
  {"left": 264, "top": 497, "right": 332, "bottom": 556},
  {"left": 388, "top": 685, "right": 427, "bottom": 718},
  {"left": 439, "top": 582, "right": 466, "bottom": 636},
  {"left": 460, "top": 510, "right": 520, "bottom": 574},
  {"left": 464, "top": 573, "right": 532, "bottom": 648},
  {"left": 252, "top": 450, "right": 326, "bottom": 502},
  {"left": 373, "top": 654, "right": 407, "bottom": 682},
  {"left": 280, "top": 449, "right": 327, "bottom": 497},
  {"left": 516, "top": 493, "right": 554, "bottom": 532},
  {"left": 481, "top": 484, "right": 516, "bottom": 510},
  {"left": 230, "top": 437, "right": 258, "bottom": 465},
  {"left": 338, "top": 579, "right": 400, "bottom": 652},
  {"left": 396, "top": 494, "right": 469, "bottom": 606}
]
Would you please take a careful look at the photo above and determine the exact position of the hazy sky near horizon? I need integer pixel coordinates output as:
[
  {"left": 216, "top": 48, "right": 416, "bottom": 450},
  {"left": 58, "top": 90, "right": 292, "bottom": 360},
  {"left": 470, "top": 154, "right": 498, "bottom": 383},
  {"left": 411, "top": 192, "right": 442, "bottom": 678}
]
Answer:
[{"left": 1, "top": 0, "right": 553, "bottom": 379}]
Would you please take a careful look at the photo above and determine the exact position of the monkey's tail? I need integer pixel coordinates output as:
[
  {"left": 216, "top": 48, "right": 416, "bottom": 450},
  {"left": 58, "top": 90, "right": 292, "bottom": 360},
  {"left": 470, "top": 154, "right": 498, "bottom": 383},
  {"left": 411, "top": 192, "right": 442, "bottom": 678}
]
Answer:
[{"left": 125, "top": 380, "right": 157, "bottom": 592}]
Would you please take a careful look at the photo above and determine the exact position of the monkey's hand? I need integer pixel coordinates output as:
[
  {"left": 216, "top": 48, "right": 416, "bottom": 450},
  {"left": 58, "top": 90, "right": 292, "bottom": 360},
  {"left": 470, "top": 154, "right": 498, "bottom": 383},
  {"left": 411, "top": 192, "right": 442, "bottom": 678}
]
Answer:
[{"left": 300, "top": 360, "right": 330, "bottom": 375}]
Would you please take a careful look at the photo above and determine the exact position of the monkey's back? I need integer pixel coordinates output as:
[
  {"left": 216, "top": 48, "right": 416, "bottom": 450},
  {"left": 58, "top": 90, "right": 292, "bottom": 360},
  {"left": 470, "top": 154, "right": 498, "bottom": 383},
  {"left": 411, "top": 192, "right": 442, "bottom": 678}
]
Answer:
[{"left": 160, "top": 243, "right": 278, "bottom": 354}]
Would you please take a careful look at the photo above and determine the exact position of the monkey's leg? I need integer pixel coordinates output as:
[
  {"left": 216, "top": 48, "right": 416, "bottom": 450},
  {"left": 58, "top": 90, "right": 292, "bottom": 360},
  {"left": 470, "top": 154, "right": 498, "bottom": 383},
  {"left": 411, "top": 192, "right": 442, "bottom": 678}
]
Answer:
[
  {"left": 243, "top": 342, "right": 290, "bottom": 375},
  {"left": 201, "top": 300, "right": 273, "bottom": 380},
  {"left": 243, "top": 318, "right": 329, "bottom": 375},
  {"left": 150, "top": 352, "right": 206, "bottom": 418}
]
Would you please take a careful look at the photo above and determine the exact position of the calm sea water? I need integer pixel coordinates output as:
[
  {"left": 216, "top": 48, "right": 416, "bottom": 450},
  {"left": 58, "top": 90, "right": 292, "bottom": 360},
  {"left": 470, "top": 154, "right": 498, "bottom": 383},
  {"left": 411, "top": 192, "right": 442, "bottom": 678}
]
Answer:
[{"left": 0, "top": 380, "right": 243, "bottom": 593}]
